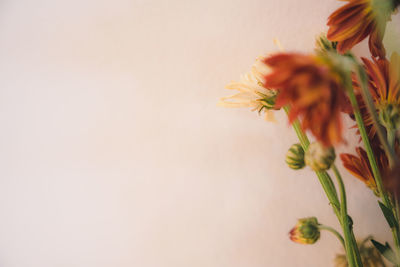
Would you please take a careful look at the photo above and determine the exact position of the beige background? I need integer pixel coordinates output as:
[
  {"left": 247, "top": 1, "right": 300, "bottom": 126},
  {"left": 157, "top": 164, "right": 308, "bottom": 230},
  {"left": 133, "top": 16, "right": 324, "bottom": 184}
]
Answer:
[{"left": 0, "top": 0, "right": 399, "bottom": 266}]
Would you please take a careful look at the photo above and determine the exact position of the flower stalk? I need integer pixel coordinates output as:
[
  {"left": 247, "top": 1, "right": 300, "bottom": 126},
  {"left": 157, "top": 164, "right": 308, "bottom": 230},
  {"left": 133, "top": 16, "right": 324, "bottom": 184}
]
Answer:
[
  {"left": 353, "top": 63, "right": 399, "bottom": 167},
  {"left": 283, "top": 105, "right": 361, "bottom": 267},
  {"left": 332, "top": 164, "right": 363, "bottom": 267},
  {"left": 346, "top": 66, "right": 400, "bottom": 266},
  {"left": 319, "top": 224, "right": 345, "bottom": 247},
  {"left": 283, "top": 106, "right": 340, "bottom": 215}
]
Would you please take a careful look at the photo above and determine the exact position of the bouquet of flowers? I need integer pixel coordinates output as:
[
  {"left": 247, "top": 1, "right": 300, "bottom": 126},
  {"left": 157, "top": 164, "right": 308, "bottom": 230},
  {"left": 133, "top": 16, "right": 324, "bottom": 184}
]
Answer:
[{"left": 219, "top": 0, "right": 400, "bottom": 266}]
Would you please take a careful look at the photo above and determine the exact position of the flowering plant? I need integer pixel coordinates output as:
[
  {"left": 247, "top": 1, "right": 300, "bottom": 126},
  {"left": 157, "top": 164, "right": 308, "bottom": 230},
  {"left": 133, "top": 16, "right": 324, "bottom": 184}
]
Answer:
[{"left": 220, "top": 0, "right": 400, "bottom": 266}]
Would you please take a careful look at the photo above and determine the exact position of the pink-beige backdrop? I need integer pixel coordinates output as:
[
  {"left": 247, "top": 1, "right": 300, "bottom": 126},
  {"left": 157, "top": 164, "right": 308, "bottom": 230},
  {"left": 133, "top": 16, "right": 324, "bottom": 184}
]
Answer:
[{"left": 0, "top": 0, "right": 399, "bottom": 266}]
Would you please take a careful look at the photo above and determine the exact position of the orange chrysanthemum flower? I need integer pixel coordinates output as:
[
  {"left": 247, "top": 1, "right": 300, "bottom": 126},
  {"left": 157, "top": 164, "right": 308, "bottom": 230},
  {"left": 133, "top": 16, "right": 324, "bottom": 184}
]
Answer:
[
  {"left": 340, "top": 144, "right": 397, "bottom": 194},
  {"left": 342, "top": 53, "right": 400, "bottom": 194},
  {"left": 352, "top": 53, "right": 400, "bottom": 139},
  {"left": 327, "top": 0, "right": 399, "bottom": 58},
  {"left": 340, "top": 147, "right": 379, "bottom": 193},
  {"left": 263, "top": 53, "right": 349, "bottom": 146}
]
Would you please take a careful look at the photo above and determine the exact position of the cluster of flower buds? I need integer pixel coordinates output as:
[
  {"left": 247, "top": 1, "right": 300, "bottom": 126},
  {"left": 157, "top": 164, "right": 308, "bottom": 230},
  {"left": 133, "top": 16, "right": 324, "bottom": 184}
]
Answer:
[
  {"left": 289, "top": 217, "right": 320, "bottom": 244},
  {"left": 286, "top": 142, "right": 336, "bottom": 171}
]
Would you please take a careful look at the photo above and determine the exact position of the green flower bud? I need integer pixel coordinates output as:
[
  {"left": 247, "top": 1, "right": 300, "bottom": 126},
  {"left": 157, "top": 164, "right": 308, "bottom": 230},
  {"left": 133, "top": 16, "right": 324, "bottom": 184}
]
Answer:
[
  {"left": 315, "top": 33, "right": 337, "bottom": 53},
  {"left": 378, "top": 102, "right": 400, "bottom": 131},
  {"left": 285, "top": 143, "right": 305, "bottom": 170},
  {"left": 289, "top": 217, "right": 320, "bottom": 245},
  {"left": 305, "top": 142, "right": 336, "bottom": 171}
]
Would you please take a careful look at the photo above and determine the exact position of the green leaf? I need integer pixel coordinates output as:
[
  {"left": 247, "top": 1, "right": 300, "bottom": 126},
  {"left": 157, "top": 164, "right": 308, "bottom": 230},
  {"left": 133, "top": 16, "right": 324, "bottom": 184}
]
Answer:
[
  {"left": 378, "top": 201, "right": 399, "bottom": 229},
  {"left": 371, "top": 239, "right": 397, "bottom": 264}
]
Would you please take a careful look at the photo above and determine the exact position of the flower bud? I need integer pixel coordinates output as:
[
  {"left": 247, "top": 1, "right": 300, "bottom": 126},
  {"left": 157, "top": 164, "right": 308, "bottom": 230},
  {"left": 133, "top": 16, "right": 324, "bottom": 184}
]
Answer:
[
  {"left": 285, "top": 143, "right": 305, "bottom": 170},
  {"left": 305, "top": 142, "right": 336, "bottom": 171},
  {"left": 289, "top": 217, "right": 320, "bottom": 244},
  {"left": 378, "top": 102, "right": 400, "bottom": 131},
  {"left": 315, "top": 33, "right": 337, "bottom": 53}
]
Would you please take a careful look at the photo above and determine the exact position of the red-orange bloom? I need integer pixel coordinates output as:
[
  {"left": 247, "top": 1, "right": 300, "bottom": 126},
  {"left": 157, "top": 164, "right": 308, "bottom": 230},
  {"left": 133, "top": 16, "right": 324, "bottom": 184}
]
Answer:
[
  {"left": 341, "top": 54, "right": 400, "bottom": 194},
  {"left": 351, "top": 53, "right": 400, "bottom": 141},
  {"left": 264, "top": 53, "right": 349, "bottom": 147},
  {"left": 340, "top": 147, "right": 378, "bottom": 193},
  {"left": 340, "top": 144, "right": 395, "bottom": 194},
  {"left": 327, "top": 0, "right": 397, "bottom": 58}
]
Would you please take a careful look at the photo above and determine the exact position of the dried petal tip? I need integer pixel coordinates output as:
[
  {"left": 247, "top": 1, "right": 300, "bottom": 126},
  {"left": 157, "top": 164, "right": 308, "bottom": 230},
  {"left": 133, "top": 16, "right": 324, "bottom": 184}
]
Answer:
[
  {"left": 289, "top": 217, "right": 320, "bottom": 245},
  {"left": 285, "top": 143, "right": 305, "bottom": 170},
  {"left": 305, "top": 142, "right": 336, "bottom": 171}
]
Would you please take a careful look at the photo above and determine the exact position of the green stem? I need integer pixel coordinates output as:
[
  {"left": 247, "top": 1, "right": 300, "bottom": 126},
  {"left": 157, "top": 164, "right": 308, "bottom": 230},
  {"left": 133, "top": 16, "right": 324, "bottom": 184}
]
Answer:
[
  {"left": 283, "top": 105, "right": 360, "bottom": 266},
  {"left": 332, "top": 164, "right": 362, "bottom": 267},
  {"left": 285, "top": 107, "right": 309, "bottom": 148},
  {"left": 394, "top": 195, "right": 400, "bottom": 227},
  {"left": 387, "top": 129, "right": 396, "bottom": 153},
  {"left": 354, "top": 64, "right": 398, "bottom": 167},
  {"left": 283, "top": 106, "right": 340, "bottom": 215},
  {"left": 316, "top": 171, "right": 340, "bottom": 217},
  {"left": 346, "top": 77, "right": 390, "bottom": 207},
  {"left": 387, "top": 128, "right": 400, "bottom": 264},
  {"left": 350, "top": 231, "right": 362, "bottom": 267},
  {"left": 347, "top": 74, "right": 400, "bottom": 266},
  {"left": 319, "top": 224, "right": 345, "bottom": 248},
  {"left": 387, "top": 128, "right": 400, "bottom": 229}
]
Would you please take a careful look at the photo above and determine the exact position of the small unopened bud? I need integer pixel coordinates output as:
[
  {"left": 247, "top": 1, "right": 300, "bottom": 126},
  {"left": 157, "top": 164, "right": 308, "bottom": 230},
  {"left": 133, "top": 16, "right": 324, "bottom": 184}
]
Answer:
[
  {"left": 315, "top": 33, "right": 337, "bottom": 53},
  {"left": 305, "top": 142, "right": 336, "bottom": 171},
  {"left": 285, "top": 143, "right": 305, "bottom": 170},
  {"left": 289, "top": 217, "right": 320, "bottom": 244},
  {"left": 378, "top": 102, "right": 400, "bottom": 131}
]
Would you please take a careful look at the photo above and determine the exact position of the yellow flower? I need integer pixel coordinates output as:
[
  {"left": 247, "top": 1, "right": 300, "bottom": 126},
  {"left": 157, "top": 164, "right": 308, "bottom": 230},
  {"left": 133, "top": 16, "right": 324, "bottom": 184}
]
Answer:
[{"left": 219, "top": 55, "right": 278, "bottom": 121}]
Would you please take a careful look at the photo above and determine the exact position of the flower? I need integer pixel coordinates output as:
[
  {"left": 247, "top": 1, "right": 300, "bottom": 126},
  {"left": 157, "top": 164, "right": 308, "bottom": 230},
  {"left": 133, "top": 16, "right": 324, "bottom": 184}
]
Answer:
[
  {"left": 352, "top": 52, "right": 400, "bottom": 139},
  {"left": 305, "top": 142, "right": 336, "bottom": 171},
  {"left": 340, "top": 147, "right": 379, "bottom": 194},
  {"left": 219, "top": 55, "right": 278, "bottom": 121},
  {"left": 286, "top": 143, "right": 305, "bottom": 170},
  {"left": 289, "top": 217, "right": 320, "bottom": 244},
  {"left": 343, "top": 53, "right": 400, "bottom": 195},
  {"left": 264, "top": 52, "right": 350, "bottom": 146},
  {"left": 327, "top": 0, "right": 399, "bottom": 58}
]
